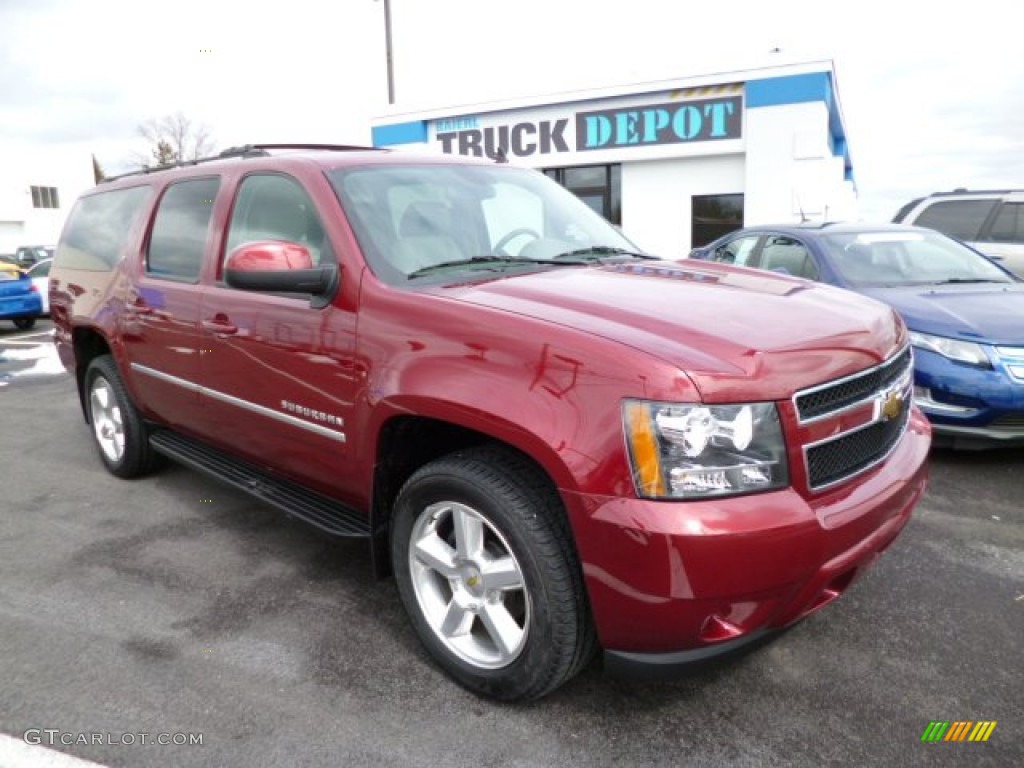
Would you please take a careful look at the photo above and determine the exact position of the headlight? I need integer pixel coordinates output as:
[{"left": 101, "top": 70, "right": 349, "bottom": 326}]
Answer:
[
  {"left": 623, "top": 400, "right": 789, "bottom": 499},
  {"left": 908, "top": 331, "right": 991, "bottom": 368}
]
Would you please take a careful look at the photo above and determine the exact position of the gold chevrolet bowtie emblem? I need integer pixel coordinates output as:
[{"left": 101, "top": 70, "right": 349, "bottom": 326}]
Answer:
[{"left": 881, "top": 391, "right": 903, "bottom": 421}]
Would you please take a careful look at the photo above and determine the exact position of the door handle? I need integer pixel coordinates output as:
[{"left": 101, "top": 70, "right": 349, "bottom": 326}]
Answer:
[{"left": 202, "top": 319, "right": 238, "bottom": 335}]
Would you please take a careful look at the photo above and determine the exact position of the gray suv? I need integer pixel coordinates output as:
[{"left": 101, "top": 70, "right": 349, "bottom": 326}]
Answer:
[{"left": 894, "top": 189, "right": 1024, "bottom": 277}]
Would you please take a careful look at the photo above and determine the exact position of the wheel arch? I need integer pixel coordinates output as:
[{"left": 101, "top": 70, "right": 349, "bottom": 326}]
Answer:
[
  {"left": 71, "top": 326, "right": 116, "bottom": 423},
  {"left": 367, "top": 404, "right": 579, "bottom": 580}
]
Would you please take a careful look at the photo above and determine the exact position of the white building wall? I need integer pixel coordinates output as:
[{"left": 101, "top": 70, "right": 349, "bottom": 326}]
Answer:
[
  {"left": 744, "top": 102, "right": 855, "bottom": 225},
  {"left": 0, "top": 147, "right": 94, "bottom": 255},
  {"left": 622, "top": 154, "right": 745, "bottom": 257}
]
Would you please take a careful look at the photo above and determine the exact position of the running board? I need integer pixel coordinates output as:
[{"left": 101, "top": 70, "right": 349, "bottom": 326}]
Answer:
[{"left": 149, "top": 430, "right": 370, "bottom": 538}]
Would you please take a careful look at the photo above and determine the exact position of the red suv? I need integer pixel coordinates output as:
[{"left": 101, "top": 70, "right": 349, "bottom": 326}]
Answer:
[{"left": 51, "top": 144, "right": 930, "bottom": 700}]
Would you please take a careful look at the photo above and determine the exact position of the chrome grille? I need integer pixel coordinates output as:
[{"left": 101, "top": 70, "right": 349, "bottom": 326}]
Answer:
[
  {"left": 796, "top": 346, "right": 914, "bottom": 491},
  {"left": 795, "top": 347, "right": 912, "bottom": 422},
  {"left": 806, "top": 406, "right": 910, "bottom": 489}
]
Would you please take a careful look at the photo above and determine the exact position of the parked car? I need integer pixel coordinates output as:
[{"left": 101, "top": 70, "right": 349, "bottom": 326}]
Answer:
[
  {"left": 893, "top": 189, "right": 1024, "bottom": 277},
  {"left": 26, "top": 258, "right": 52, "bottom": 315},
  {"left": 0, "top": 258, "right": 23, "bottom": 278},
  {"left": 690, "top": 222, "right": 1024, "bottom": 448},
  {"left": 14, "top": 245, "right": 55, "bottom": 268},
  {"left": 0, "top": 270, "right": 43, "bottom": 330},
  {"left": 50, "top": 145, "right": 930, "bottom": 700}
]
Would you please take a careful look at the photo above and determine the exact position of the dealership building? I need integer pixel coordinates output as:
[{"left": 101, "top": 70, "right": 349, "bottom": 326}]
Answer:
[
  {"left": 371, "top": 59, "right": 856, "bottom": 258},
  {"left": 0, "top": 146, "right": 94, "bottom": 258}
]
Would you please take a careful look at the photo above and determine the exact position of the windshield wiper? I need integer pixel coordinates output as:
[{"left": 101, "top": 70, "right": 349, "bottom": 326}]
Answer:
[
  {"left": 928, "top": 278, "right": 1008, "bottom": 285},
  {"left": 551, "top": 245, "right": 657, "bottom": 261},
  {"left": 407, "top": 255, "right": 587, "bottom": 279}
]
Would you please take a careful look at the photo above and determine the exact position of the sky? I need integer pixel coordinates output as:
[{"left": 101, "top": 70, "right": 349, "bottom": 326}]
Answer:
[{"left": 1, "top": 0, "right": 1022, "bottom": 221}]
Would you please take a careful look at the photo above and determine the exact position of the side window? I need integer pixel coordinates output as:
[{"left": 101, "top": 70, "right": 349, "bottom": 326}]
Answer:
[
  {"left": 987, "top": 203, "right": 1024, "bottom": 244},
  {"left": 914, "top": 200, "right": 996, "bottom": 241},
  {"left": 758, "top": 236, "right": 818, "bottom": 280},
  {"left": 56, "top": 186, "right": 151, "bottom": 271},
  {"left": 147, "top": 178, "right": 220, "bottom": 281},
  {"left": 713, "top": 235, "right": 759, "bottom": 266},
  {"left": 226, "top": 174, "right": 331, "bottom": 269}
]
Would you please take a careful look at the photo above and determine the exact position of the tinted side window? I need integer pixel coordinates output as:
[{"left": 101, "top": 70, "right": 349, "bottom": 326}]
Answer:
[
  {"left": 225, "top": 174, "right": 331, "bottom": 269},
  {"left": 987, "top": 203, "right": 1024, "bottom": 243},
  {"left": 147, "top": 178, "right": 220, "bottom": 281},
  {"left": 758, "top": 236, "right": 818, "bottom": 280},
  {"left": 56, "top": 186, "right": 152, "bottom": 271},
  {"left": 913, "top": 200, "right": 996, "bottom": 240}
]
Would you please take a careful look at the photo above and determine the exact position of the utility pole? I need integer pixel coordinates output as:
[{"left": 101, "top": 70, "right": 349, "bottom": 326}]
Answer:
[{"left": 382, "top": 0, "right": 395, "bottom": 104}]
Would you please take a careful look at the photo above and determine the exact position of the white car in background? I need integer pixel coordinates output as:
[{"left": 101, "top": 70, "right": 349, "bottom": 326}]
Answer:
[
  {"left": 893, "top": 190, "right": 1024, "bottom": 277},
  {"left": 26, "top": 258, "right": 52, "bottom": 315}
]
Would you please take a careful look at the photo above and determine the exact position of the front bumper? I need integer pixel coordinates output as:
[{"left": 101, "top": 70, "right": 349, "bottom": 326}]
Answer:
[
  {"left": 913, "top": 346, "right": 1024, "bottom": 445},
  {"left": 564, "top": 407, "right": 931, "bottom": 675}
]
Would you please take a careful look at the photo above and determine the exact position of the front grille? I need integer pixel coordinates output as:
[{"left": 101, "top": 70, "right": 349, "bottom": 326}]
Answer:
[
  {"left": 990, "top": 414, "right": 1024, "bottom": 431},
  {"left": 806, "top": 406, "right": 910, "bottom": 489},
  {"left": 796, "top": 345, "right": 914, "bottom": 491},
  {"left": 795, "top": 347, "right": 912, "bottom": 422}
]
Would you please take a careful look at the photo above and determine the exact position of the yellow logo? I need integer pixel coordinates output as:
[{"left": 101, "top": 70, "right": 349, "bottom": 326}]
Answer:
[{"left": 881, "top": 390, "right": 903, "bottom": 421}]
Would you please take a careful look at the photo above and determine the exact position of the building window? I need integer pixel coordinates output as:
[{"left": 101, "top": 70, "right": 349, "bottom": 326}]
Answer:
[
  {"left": 692, "top": 194, "right": 744, "bottom": 247},
  {"left": 543, "top": 164, "right": 621, "bottom": 225},
  {"left": 31, "top": 186, "right": 60, "bottom": 209}
]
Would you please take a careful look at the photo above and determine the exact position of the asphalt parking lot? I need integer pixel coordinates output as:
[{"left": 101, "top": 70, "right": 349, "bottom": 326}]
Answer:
[{"left": 1, "top": 322, "right": 1021, "bottom": 768}]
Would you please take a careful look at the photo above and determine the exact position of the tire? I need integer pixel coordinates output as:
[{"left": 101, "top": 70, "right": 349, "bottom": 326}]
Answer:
[
  {"left": 13, "top": 317, "right": 36, "bottom": 330},
  {"left": 83, "top": 355, "right": 159, "bottom": 478},
  {"left": 390, "top": 446, "right": 596, "bottom": 701}
]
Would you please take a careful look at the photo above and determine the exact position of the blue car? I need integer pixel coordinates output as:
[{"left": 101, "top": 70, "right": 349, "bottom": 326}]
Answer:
[
  {"left": 0, "top": 269, "right": 43, "bottom": 331},
  {"left": 690, "top": 223, "right": 1024, "bottom": 448}
]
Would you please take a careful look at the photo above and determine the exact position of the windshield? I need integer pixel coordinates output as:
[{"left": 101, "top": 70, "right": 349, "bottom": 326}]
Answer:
[
  {"left": 821, "top": 230, "right": 1015, "bottom": 287},
  {"left": 327, "top": 163, "right": 638, "bottom": 283}
]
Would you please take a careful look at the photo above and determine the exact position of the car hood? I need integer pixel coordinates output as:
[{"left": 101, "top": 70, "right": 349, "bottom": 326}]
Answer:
[
  {"left": 438, "top": 261, "right": 903, "bottom": 401},
  {"left": 859, "top": 283, "right": 1024, "bottom": 345}
]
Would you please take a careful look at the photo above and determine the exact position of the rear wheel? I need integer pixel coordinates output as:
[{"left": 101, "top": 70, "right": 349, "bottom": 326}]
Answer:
[
  {"left": 390, "top": 447, "right": 595, "bottom": 701},
  {"left": 13, "top": 317, "right": 35, "bottom": 330},
  {"left": 84, "top": 355, "right": 159, "bottom": 478}
]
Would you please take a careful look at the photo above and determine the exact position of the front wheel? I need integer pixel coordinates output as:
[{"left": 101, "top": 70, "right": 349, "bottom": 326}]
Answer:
[
  {"left": 13, "top": 317, "right": 36, "bottom": 330},
  {"left": 390, "top": 447, "right": 595, "bottom": 701},
  {"left": 84, "top": 355, "right": 159, "bottom": 478}
]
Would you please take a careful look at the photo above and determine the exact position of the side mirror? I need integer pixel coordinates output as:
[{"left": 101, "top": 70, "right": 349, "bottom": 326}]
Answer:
[{"left": 224, "top": 241, "right": 337, "bottom": 297}]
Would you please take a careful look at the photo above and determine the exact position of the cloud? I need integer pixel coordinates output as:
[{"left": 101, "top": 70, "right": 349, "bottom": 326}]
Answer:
[{"left": 2, "top": 0, "right": 1022, "bottom": 224}]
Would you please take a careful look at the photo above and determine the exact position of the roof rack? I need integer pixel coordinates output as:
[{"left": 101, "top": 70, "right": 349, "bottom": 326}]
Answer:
[
  {"left": 931, "top": 188, "right": 1024, "bottom": 196},
  {"left": 101, "top": 143, "right": 383, "bottom": 184}
]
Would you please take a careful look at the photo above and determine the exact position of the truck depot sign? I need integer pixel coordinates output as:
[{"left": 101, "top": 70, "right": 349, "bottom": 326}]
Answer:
[{"left": 435, "top": 95, "right": 741, "bottom": 160}]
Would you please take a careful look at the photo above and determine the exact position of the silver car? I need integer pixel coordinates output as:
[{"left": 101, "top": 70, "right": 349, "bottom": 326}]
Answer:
[{"left": 894, "top": 190, "right": 1024, "bottom": 277}]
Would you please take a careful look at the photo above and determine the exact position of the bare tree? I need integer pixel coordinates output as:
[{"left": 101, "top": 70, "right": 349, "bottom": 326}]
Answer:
[{"left": 137, "top": 112, "right": 216, "bottom": 168}]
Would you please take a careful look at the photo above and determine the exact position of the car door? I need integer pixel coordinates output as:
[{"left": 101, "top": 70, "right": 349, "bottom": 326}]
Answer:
[
  {"left": 121, "top": 176, "right": 222, "bottom": 428},
  {"left": 197, "top": 171, "right": 361, "bottom": 500}
]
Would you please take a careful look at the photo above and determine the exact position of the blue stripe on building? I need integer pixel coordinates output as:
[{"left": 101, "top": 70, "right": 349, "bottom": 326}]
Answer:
[{"left": 371, "top": 121, "right": 428, "bottom": 147}]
